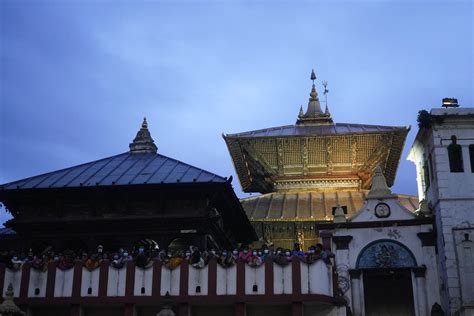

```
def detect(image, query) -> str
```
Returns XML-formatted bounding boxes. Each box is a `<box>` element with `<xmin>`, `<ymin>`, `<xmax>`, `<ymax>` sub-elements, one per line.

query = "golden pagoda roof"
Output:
<box><xmin>223</xmin><ymin>70</ymin><xmax>409</xmax><ymax>194</ymax></box>
<box><xmin>224</xmin><ymin>123</ymin><xmax>409</xmax><ymax>193</ymax></box>
<box><xmin>241</xmin><ymin>190</ymin><xmax>419</xmax><ymax>221</ymax></box>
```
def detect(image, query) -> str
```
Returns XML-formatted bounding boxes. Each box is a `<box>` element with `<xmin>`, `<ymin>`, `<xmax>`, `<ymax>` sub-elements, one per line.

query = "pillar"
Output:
<box><xmin>70</xmin><ymin>305</ymin><xmax>83</xmax><ymax>316</ymax></box>
<box><xmin>235</xmin><ymin>302</ymin><xmax>246</xmax><ymax>316</ymax></box>
<box><xmin>124</xmin><ymin>304</ymin><xmax>136</xmax><ymax>316</ymax></box>
<box><xmin>413</xmin><ymin>266</ymin><xmax>428</xmax><ymax>316</ymax></box>
<box><xmin>349</xmin><ymin>269</ymin><xmax>362</xmax><ymax>316</ymax></box>
<box><xmin>292</xmin><ymin>302</ymin><xmax>303</xmax><ymax>316</ymax></box>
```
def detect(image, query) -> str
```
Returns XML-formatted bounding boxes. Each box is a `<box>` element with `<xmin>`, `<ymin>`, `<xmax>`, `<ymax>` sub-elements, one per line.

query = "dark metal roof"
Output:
<box><xmin>1</xmin><ymin>152</ymin><xmax>227</xmax><ymax>190</ymax></box>
<box><xmin>0</xmin><ymin>227</ymin><xmax>16</xmax><ymax>235</ymax></box>
<box><xmin>226</xmin><ymin>123</ymin><xmax>407</xmax><ymax>138</ymax></box>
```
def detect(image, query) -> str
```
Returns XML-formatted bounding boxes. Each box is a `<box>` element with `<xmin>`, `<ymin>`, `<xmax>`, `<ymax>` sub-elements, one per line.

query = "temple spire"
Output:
<box><xmin>129</xmin><ymin>117</ymin><xmax>158</xmax><ymax>153</ymax></box>
<box><xmin>0</xmin><ymin>283</ymin><xmax>25</xmax><ymax>315</ymax></box>
<box><xmin>298</xmin><ymin>105</ymin><xmax>304</xmax><ymax>118</ymax></box>
<box><xmin>305</xmin><ymin>69</ymin><xmax>323</xmax><ymax>116</ymax></box>
<box><xmin>367</xmin><ymin>165</ymin><xmax>395</xmax><ymax>199</ymax></box>
<box><xmin>296</xmin><ymin>69</ymin><xmax>333</xmax><ymax>125</ymax></box>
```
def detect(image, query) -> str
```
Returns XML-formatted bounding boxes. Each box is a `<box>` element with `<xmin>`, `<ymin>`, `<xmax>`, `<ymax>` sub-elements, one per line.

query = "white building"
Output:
<box><xmin>408</xmin><ymin>103</ymin><xmax>474</xmax><ymax>315</ymax></box>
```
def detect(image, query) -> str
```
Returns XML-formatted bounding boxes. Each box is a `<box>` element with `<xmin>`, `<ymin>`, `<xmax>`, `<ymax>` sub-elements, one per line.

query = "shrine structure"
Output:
<box><xmin>224</xmin><ymin>70</ymin><xmax>418</xmax><ymax>249</ymax></box>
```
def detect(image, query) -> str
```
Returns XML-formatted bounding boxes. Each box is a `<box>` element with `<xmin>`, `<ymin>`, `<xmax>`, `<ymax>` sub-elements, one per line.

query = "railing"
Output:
<box><xmin>0</xmin><ymin>259</ymin><xmax>336</xmax><ymax>305</ymax></box>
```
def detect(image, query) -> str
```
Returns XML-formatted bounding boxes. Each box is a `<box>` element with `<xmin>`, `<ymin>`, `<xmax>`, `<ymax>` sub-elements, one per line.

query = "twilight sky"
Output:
<box><xmin>0</xmin><ymin>0</ymin><xmax>473</xmax><ymax>226</ymax></box>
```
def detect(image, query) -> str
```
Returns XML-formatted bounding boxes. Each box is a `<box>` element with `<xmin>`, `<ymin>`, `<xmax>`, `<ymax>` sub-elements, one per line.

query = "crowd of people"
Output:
<box><xmin>0</xmin><ymin>243</ymin><xmax>334</xmax><ymax>272</ymax></box>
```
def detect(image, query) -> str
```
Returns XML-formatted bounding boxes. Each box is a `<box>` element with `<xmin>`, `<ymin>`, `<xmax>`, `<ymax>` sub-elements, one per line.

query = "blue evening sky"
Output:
<box><xmin>0</xmin><ymin>0</ymin><xmax>473</xmax><ymax>226</ymax></box>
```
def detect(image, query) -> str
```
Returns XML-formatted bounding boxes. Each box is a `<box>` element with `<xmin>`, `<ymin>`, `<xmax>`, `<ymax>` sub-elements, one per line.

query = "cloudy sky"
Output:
<box><xmin>0</xmin><ymin>0</ymin><xmax>473</xmax><ymax>226</ymax></box>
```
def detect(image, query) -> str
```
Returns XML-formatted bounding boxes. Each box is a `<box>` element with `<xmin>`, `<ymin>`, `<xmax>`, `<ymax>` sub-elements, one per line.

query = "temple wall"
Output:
<box><xmin>0</xmin><ymin>258</ymin><xmax>333</xmax><ymax>304</ymax></box>
<box><xmin>54</xmin><ymin>268</ymin><xmax>74</xmax><ymax>297</ymax></box>
<box><xmin>80</xmin><ymin>267</ymin><xmax>100</xmax><ymax>297</ymax></box>
<box><xmin>409</xmin><ymin>115</ymin><xmax>474</xmax><ymax>315</ymax></box>
<box><xmin>244</xmin><ymin>264</ymin><xmax>265</xmax><ymax>295</ymax></box>
<box><xmin>107</xmin><ymin>265</ymin><xmax>127</xmax><ymax>296</ymax></box>
<box><xmin>273</xmin><ymin>263</ymin><xmax>292</xmax><ymax>294</ymax></box>
<box><xmin>3</xmin><ymin>268</ymin><xmax>21</xmax><ymax>297</ymax></box>
<box><xmin>160</xmin><ymin>264</ymin><xmax>180</xmax><ymax>296</ymax></box>
<box><xmin>334</xmin><ymin>224</ymin><xmax>440</xmax><ymax>316</ymax></box>
<box><xmin>27</xmin><ymin>268</ymin><xmax>47</xmax><ymax>298</ymax></box>
<box><xmin>216</xmin><ymin>264</ymin><xmax>236</xmax><ymax>295</ymax></box>
<box><xmin>134</xmin><ymin>266</ymin><xmax>153</xmax><ymax>296</ymax></box>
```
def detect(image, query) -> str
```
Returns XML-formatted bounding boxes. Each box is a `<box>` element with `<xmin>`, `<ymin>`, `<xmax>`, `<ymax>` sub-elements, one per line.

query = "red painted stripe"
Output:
<box><xmin>19</xmin><ymin>263</ymin><xmax>31</xmax><ymax>300</ymax></box>
<box><xmin>98</xmin><ymin>261</ymin><xmax>109</xmax><ymax>297</ymax></box>
<box><xmin>125</xmin><ymin>262</ymin><xmax>135</xmax><ymax>298</ymax></box>
<box><xmin>152</xmin><ymin>261</ymin><xmax>161</xmax><ymax>297</ymax></box>
<box><xmin>124</xmin><ymin>303</ymin><xmax>134</xmax><ymax>316</ymax></box>
<box><xmin>320</xmin><ymin>231</ymin><xmax>333</xmax><ymax>250</ymax></box>
<box><xmin>235</xmin><ymin>302</ymin><xmax>246</xmax><ymax>316</ymax></box>
<box><xmin>208</xmin><ymin>258</ymin><xmax>217</xmax><ymax>297</ymax></box>
<box><xmin>264</xmin><ymin>259</ymin><xmax>273</xmax><ymax>296</ymax></box>
<box><xmin>72</xmin><ymin>262</ymin><xmax>82</xmax><ymax>298</ymax></box>
<box><xmin>46</xmin><ymin>262</ymin><xmax>56</xmax><ymax>299</ymax></box>
<box><xmin>291</xmin><ymin>259</ymin><xmax>301</xmax><ymax>296</ymax></box>
<box><xmin>179</xmin><ymin>260</ymin><xmax>189</xmax><ymax>298</ymax></box>
<box><xmin>236</xmin><ymin>260</ymin><xmax>245</xmax><ymax>300</ymax></box>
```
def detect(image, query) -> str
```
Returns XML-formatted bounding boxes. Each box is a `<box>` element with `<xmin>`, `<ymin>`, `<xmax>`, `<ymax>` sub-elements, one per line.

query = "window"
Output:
<box><xmin>428</xmin><ymin>154</ymin><xmax>435</xmax><ymax>180</ymax></box>
<box><xmin>423</xmin><ymin>160</ymin><xmax>430</xmax><ymax>191</ymax></box>
<box><xmin>470</xmin><ymin>145</ymin><xmax>474</xmax><ymax>173</ymax></box>
<box><xmin>447</xmin><ymin>135</ymin><xmax>464</xmax><ymax>172</ymax></box>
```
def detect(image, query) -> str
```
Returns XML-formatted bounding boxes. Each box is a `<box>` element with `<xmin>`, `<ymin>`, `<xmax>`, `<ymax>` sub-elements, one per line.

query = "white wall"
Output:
<box><xmin>3</xmin><ymin>269</ymin><xmax>22</xmax><ymax>297</ymax></box>
<box><xmin>300</xmin><ymin>261</ymin><xmax>331</xmax><ymax>296</ymax></box>
<box><xmin>54</xmin><ymin>268</ymin><xmax>74</xmax><ymax>297</ymax></box>
<box><xmin>245</xmin><ymin>264</ymin><xmax>265</xmax><ymax>295</ymax></box>
<box><xmin>408</xmin><ymin>111</ymin><xmax>474</xmax><ymax>314</ymax></box>
<box><xmin>27</xmin><ymin>269</ymin><xmax>47</xmax><ymax>298</ymax></box>
<box><xmin>134</xmin><ymin>266</ymin><xmax>153</xmax><ymax>296</ymax></box>
<box><xmin>160</xmin><ymin>266</ymin><xmax>180</xmax><ymax>296</ymax></box>
<box><xmin>81</xmin><ymin>268</ymin><xmax>100</xmax><ymax>297</ymax></box>
<box><xmin>216</xmin><ymin>265</ymin><xmax>236</xmax><ymax>295</ymax></box>
<box><xmin>188</xmin><ymin>265</ymin><xmax>208</xmax><ymax>296</ymax></box>
<box><xmin>273</xmin><ymin>263</ymin><xmax>292</xmax><ymax>295</ymax></box>
<box><xmin>107</xmin><ymin>266</ymin><xmax>126</xmax><ymax>297</ymax></box>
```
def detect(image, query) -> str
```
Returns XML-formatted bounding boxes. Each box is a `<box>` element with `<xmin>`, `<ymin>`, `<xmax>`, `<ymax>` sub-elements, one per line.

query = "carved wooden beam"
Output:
<box><xmin>302</xmin><ymin>138</ymin><xmax>309</xmax><ymax>175</ymax></box>
<box><xmin>277</xmin><ymin>138</ymin><xmax>284</xmax><ymax>175</ymax></box>
<box><xmin>359</xmin><ymin>134</ymin><xmax>392</xmax><ymax>188</ymax></box>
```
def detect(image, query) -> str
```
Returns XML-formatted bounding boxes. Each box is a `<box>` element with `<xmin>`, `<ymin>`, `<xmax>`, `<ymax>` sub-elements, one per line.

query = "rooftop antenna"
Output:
<box><xmin>322</xmin><ymin>80</ymin><xmax>329</xmax><ymax>114</ymax></box>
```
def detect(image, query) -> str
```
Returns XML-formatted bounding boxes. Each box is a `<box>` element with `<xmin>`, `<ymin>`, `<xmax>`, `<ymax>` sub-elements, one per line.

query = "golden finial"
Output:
<box><xmin>298</xmin><ymin>105</ymin><xmax>304</xmax><ymax>117</ymax></box>
<box><xmin>142</xmin><ymin>117</ymin><xmax>148</xmax><ymax>129</ymax></box>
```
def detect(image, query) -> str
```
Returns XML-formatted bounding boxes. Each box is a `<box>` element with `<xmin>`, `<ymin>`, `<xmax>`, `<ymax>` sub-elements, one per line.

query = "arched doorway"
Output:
<box><xmin>356</xmin><ymin>240</ymin><xmax>417</xmax><ymax>316</ymax></box>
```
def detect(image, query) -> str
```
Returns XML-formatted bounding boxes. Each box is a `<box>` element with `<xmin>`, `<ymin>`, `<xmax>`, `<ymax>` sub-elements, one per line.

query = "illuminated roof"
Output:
<box><xmin>241</xmin><ymin>191</ymin><xmax>419</xmax><ymax>221</ymax></box>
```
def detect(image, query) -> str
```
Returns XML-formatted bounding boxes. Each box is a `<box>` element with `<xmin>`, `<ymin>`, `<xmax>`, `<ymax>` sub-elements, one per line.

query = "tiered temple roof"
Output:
<box><xmin>224</xmin><ymin>71</ymin><xmax>410</xmax><ymax>194</ymax></box>
<box><xmin>0</xmin><ymin>118</ymin><xmax>257</xmax><ymax>250</ymax></box>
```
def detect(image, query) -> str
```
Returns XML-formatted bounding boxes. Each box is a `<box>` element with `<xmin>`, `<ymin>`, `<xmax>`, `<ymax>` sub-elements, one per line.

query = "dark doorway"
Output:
<box><xmin>363</xmin><ymin>269</ymin><xmax>415</xmax><ymax>316</ymax></box>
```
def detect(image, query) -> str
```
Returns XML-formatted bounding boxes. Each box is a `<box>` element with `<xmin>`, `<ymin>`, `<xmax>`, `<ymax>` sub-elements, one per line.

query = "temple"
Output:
<box><xmin>0</xmin><ymin>118</ymin><xmax>256</xmax><ymax>253</ymax></box>
<box><xmin>1</xmin><ymin>71</ymin><xmax>473</xmax><ymax>316</ymax></box>
<box><xmin>224</xmin><ymin>70</ymin><xmax>417</xmax><ymax>249</ymax></box>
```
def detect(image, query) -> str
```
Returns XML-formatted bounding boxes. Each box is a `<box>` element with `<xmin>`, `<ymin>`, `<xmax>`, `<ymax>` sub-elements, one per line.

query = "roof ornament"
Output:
<box><xmin>322</xmin><ymin>80</ymin><xmax>331</xmax><ymax>115</ymax></box>
<box><xmin>298</xmin><ymin>105</ymin><xmax>304</xmax><ymax>118</ymax></box>
<box><xmin>129</xmin><ymin>117</ymin><xmax>158</xmax><ymax>154</ymax></box>
<box><xmin>0</xmin><ymin>283</ymin><xmax>26</xmax><ymax>315</ymax></box>
<box><xmin>367</xmin><ymin>165</ymin><xmax>396</xmax><ymax>199</ymax></box>
<box><xmin>296</xmin><ymin>69</ymin><xmax>333</xmax><ymax>125</ymax></box>
<box><xmin>333</xmin><ymin>204</ymin><xmax>347</xmax><ymax>223</ymax></box>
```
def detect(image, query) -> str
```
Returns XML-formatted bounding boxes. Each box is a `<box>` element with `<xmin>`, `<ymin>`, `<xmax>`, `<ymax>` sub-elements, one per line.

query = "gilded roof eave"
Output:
<box><xmin>224</xmin><ymin>124</ymin><xmax>409</xmax><ymax>193</ymax></box>
<box><xmin>240</xmin><ymin>191</ymin><xmax>419</xmax><ymax>222</ymax></box>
